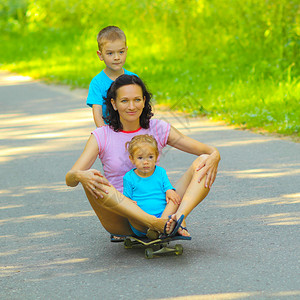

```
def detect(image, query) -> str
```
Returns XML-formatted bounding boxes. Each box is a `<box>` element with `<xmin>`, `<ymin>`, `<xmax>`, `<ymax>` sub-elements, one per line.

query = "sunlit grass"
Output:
<box><xmin>0</xmin><ymin>0</ymin><xmax>299</xmax><ymax>137</ymax></box>
<box><xmin>2</xmin><ymin>41</ymin><xmax>298</xmax><ymax>137</ymax></box>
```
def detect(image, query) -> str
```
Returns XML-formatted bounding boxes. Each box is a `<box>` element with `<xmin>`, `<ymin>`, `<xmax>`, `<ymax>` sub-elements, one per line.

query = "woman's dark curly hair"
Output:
<box><xmin>103</xmin><ymin>75</ymin><xmax>153</xmax><ymax>132</ymax></box>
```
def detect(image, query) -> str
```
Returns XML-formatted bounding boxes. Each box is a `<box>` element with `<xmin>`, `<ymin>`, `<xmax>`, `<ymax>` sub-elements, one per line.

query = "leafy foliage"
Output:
<box><xmin>0</xmin><ymin>0</ymin><xmax>299</xmax><ymax>135</ymax></box>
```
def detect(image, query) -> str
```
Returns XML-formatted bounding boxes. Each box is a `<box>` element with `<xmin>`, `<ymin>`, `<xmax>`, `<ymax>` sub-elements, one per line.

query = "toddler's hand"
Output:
<box><xmin>166</xmin><ymin>189</ymin><xmax>181</xmax><ymax>205</ymax></box>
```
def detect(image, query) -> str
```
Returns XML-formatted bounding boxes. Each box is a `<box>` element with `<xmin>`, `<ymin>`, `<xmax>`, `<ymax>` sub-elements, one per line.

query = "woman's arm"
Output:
<box><xmin>167</xmin><ymin>125</ymin><xmax>217</xmax><ymax>156</ymax></box>
<box><xmin>66</xmin><ymin>134</ymin><xmax>110</xmax><ymax>198</ymax></box>
<box><xmin>167</xmin><ymin>125</ymin><xmax>220</xmax><ymax>188</ymax></box>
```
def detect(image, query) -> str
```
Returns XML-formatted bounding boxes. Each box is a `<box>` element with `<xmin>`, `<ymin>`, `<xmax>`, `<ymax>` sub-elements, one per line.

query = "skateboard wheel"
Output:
<box><xmin>145</xmin><ymin>248</ymin><xmax>154</xmax><ymax>259</ymax></box>
<box><xmin>175</xmin><ymin>244</ymin><xmax>183</xmax><ymax>255</ymax></box>
<box><xmin>124</xmin><ymin>238</ymin><xmax>133</xmax><ymax>249</ymax></box>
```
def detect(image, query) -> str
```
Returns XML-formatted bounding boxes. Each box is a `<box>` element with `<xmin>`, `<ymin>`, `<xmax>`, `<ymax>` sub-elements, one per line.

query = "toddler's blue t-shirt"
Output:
<box><xmin>123</xmin><ymin>166</ymin><xmax>174</xmax><ymax>216</ymax></box>
<box><xmin>86</xmin><ymin>69</ymin><xmax>137</xmax><ymax>119</ymax></box>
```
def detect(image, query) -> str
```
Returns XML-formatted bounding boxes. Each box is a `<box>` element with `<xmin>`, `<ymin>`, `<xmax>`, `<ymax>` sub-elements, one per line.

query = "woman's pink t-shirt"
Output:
<box><xmin>92</xmin><ymin>119</ymin><xmax>171</xmax><ymax>193</ymax></box>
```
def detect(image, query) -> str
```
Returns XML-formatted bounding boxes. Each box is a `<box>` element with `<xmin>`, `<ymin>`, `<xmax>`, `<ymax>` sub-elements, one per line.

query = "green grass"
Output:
<box><xmin>0</xmin><ymin>0</ymin><xmax>299</xmax><ymax>137</ymax></box>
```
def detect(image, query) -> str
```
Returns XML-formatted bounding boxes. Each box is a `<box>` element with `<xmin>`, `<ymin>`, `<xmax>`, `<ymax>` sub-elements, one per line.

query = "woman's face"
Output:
<box><xmin>111</xmin><ymin>84</ymin><xmax>145</xmax><ymax>125</ymax></box>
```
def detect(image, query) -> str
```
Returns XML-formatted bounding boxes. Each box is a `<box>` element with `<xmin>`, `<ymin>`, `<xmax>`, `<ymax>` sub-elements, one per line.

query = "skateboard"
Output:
<box><xmin>123</xmin><ymin>235</ymin><xmax>191</xmax><ymax>259</ymax></box>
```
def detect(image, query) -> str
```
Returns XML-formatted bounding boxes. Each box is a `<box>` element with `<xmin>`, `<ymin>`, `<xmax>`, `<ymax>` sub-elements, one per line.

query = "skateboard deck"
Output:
<box><xmin>123</xmin><ymin>235</ymin><xmax>191</xmax><ymax>259</ymax></box>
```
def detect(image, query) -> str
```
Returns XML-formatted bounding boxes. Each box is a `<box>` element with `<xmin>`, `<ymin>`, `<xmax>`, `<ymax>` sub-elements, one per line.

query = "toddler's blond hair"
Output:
<box><xmin>126</xmin><ymin>135</ymin><xmax>159</xmax><ymax>158</ymax></box>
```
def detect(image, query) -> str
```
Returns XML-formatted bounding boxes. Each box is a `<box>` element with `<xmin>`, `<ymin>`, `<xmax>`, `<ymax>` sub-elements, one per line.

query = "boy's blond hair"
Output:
<box><xmin>126</xmin><ymin>135</ymin><xmax>159</xmax><ymax>158</ymax></box>
<box><xmin>97</xmin><ymin>26</ymin><xmax>126</xmax><ymax>51</ymax></box>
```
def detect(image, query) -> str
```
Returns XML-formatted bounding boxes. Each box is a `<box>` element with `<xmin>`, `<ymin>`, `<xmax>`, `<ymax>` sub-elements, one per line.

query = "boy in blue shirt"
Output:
<box><xmin>123</xmin><ymin>135</ymin><xmax>183</xmax><ymax>238</ymax></box>
<box><xmin>87</xmin><ymin>26</ymin><xmax>137</xmax><ymax>127</ymax></box>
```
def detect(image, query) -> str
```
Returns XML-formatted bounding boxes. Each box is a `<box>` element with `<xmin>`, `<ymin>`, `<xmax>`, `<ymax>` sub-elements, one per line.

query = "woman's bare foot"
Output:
<box><xmin>110</xmin><ymin>235</ymin><xmax>125</xmax><ymax>242</ymax></box>
<box><xmin>151</xmin><ymin>214</ymin><xmax>184</xmax><ymax>236</ymax></box>
<box><xmin>151</xmin><ymin>217</ymin><xmax>168</xmax><ymax>233</ymax></box>
<box><xmin>178</xmin><ymin>226</ymin><xmax>190</xmax><ymax>237</ymax></box>
<box><xmin>164</xmin><ymin>214</ymin><xmax>177</xmax><ymax>235</ymax></box>
<box><xmin>177</xmin><ymin>220</ymin><xmax>191</xmax><ymax>237</ymax></box>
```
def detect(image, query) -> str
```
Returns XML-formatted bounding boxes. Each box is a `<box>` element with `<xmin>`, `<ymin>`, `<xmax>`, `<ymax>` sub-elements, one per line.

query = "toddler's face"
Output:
<box><xmin>98</xmin><ymin>39</ymin><xmax>127</xmax><ymax>72</ymax></box>
<box><xmin>130</xmin><ymin>144</ymin><xmax>157</xmax><ymax>177</ymax></box>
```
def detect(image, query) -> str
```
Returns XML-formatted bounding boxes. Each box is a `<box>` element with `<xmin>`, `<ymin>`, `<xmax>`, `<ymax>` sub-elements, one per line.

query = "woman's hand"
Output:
<box><xmin>65</xmin><ymin>135</ymin><xmax>111</xmax><ymax>198</ymax></box>
<box><xmin>76</xmin><ymin>169</ymin><xmax>111</xmax><ymax>199</ymax></box>
<box><xmin>166</xmin><ymin>189</ymin><xmax>181</xmax><ymax>205</ymax></box>
<box><xmin>196</xmin><ymin>151</ymin><xmax>220</xmax><ymax>189</ymax></box>
<box><xmin>167</xmin><ymin>126</ymin><xmax>220</xmax><ymax>189</ymax></box>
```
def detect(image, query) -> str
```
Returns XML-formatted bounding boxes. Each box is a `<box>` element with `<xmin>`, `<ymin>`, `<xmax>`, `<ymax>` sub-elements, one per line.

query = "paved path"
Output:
<box><xmin>1</xmin><ymin>70</ymin><xmax>299</xmax><ymax>299</ymax></box>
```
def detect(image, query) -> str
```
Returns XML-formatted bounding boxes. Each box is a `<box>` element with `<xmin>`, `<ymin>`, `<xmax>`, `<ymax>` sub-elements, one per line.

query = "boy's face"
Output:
<box><xmin>129</xmin><ymin>144</ymin><xmax>157</xmax><ymax>178</ymax></box>
<box><xmin>97</xmin><ymin>39</ymin><xmax>127</xmax><ymax>73</ymax></box>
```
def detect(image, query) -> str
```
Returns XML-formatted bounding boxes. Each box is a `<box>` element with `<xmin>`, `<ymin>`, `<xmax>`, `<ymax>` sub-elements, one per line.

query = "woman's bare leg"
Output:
<box><xmin>165</xmin><ymin>155</ymin><xmax>211</xmax><ymax>235</ymax></box>
<box><xmin>84</xmin><ymin>185</ymin><xmax>168</xmax><ymax>235</ymax></box>
<box><xmin>85</xmin><ymin>154</ymin><xmax>211</xmax><ymax>237</ymax></box>
<box><xmin>160</xmin><ymin>201</ymin><xmax>179</xmax><ymax>219</ymax></box>
<box><xmin>143</xmin><ymin>201</ymin><xmax>179</xmax><ymax>239</ymax></box>
<box><xmin>86</xmin><ymin>190</ymin><xmax>133</xmax><ymax>235</ymax></box>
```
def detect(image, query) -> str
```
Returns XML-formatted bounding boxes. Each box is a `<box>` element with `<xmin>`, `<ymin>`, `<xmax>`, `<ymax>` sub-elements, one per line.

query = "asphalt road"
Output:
<box><xmin>1</xmin><ymin>70</ymin><xmax>299</xmax><ymax>300</ymax></box>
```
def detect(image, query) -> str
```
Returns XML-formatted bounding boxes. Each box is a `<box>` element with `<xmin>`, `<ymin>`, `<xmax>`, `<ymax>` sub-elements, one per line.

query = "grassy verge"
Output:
<box><xmin>0</xmin><ymin>0</ymin><xmax>299</xmax><ymax>137</ymax></box>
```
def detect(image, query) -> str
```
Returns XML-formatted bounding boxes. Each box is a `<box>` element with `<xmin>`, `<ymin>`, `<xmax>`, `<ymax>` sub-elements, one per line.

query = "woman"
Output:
<box><xmin>66</xmin><ymin>75</ymin><xmax>220</xmax><ymax>238</ymax></box>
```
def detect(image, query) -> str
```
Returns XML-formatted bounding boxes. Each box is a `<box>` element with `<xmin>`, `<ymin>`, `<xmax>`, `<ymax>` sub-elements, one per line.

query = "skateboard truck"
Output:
<box><xmin>123</xmin><ymin>235</ymin><xmax>190</xmax><ymax>259</ymax></box>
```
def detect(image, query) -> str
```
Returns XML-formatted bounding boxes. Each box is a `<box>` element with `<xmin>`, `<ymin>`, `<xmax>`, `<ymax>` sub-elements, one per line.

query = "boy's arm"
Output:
<box><xmin>92</xmin><ymin>104</ymin><xmax>105</xmax><ymax>127</ymax></box>
<box><xmin>86</xmin><ymin>77</ymin><xmax>105</xmax><ymax>127</ymax></box>
<box><xmin>160</xmin><ymin>167</ymin><xmax>181</xmax><ymax>205</ymax></box>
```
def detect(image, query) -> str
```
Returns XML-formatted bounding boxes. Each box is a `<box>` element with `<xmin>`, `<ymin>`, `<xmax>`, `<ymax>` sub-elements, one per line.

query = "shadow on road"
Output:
<box><xmin>1</xmin><ymin>71</ymin><xmax>299</xmax><ymax>299</ymax></box>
